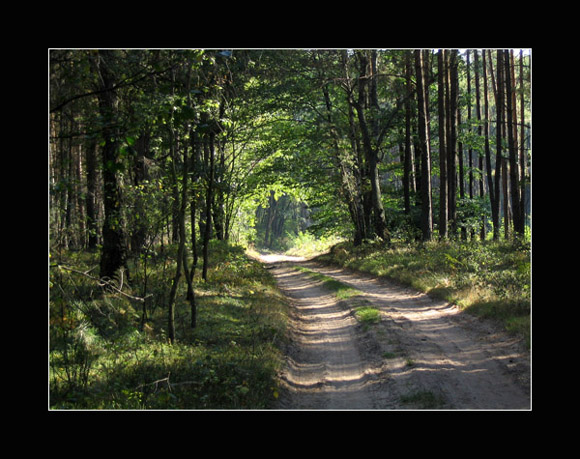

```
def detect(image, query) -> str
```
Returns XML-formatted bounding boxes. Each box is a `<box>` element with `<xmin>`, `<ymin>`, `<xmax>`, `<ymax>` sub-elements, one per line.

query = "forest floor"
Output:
<box><xmin>258</xmin><ymin>254</ymin><xmax>530</xmax><ymax>410</ymax></box>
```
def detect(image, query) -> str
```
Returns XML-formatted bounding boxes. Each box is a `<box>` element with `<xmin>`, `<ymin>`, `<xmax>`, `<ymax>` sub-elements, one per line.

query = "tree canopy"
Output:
<box><xmin>49</xmin><ymin>48</ymin><xmax>531</xmax><ymax>321</ymax></box>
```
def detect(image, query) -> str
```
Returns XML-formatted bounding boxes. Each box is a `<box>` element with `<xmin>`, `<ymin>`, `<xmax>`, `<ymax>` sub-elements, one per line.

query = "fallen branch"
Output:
<box><xmin>56</xmin><ymin>264</ymin><xmax>152</xmax><ymax>303</ymax></box>
<box><xmin>134</xmin><ymin>372</ymin><xmax>203</xmax><ymax>394</ymax></box>
<box><xmin>136</xmin><ymin>374</ymin><xmax>172</xmax><ymax>393</ymax></box>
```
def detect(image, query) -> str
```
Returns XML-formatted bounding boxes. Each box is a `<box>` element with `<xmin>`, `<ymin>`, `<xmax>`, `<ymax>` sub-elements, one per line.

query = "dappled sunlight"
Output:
<box><xmin>273</xmin><ymin>262</ymin><xmax>379</xmax><ymax>408</ymax></box>
<box><xmin>273</xmin><ymin>260</ymin><xmax>530</xmax><ymax>409</ymax></box>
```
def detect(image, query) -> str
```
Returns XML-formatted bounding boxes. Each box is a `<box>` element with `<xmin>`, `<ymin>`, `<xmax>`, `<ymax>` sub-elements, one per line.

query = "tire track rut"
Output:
<box><xmin>262</xmin><ymin>255</ymin><xmax>530</xmax><ymax>410</ymax></box>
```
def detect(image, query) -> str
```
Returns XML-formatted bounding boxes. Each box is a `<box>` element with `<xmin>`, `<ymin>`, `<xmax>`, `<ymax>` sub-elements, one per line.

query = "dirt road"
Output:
<box><xmin>260</xmin><ymin>254</ymin><xmax>530</xmax><ymax>410</ymax></box>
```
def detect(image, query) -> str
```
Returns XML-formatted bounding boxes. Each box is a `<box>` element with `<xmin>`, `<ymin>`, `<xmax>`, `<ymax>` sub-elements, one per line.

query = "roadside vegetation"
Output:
<box><xmin>316</xmin><ymin>238</ymin><xmax>530</xmax><ymax>347</ymax></box>
<box><xmin>49</xmin><ymin>242</ymin><xmax>288</xmax><ymax>409</ymax></box>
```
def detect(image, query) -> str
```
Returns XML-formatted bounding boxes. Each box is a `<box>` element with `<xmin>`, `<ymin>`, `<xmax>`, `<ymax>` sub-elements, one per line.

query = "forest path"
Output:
<box><xmin>258</xmin><ymin>254</ymin><xmax>530</xmax><ymax>410</ymax></box>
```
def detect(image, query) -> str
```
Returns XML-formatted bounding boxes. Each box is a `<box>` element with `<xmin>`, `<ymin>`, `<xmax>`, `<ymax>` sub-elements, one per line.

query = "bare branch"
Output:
<box><xmin>56</xmin><ymin>264</ymin><xmax>152</xmax><ymax>303</ymax></box>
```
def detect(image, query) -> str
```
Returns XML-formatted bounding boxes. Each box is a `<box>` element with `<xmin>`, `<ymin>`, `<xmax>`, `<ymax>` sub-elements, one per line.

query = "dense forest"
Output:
<box><xmin>49</xmin><ymin>49</ymin><xmax>531</xmax><ymax>408</ymax></box>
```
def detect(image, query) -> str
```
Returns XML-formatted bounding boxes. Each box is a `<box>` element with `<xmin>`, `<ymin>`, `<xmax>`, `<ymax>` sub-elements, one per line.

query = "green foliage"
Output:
<box><xmin>353</xmin><ymin>306</ymin><xmax>381</xmax><ymax>324</ymax></box>
<box><xmin>456</xmin><ymin>196</ymin><xmax>491</xmax><ymax>234</ymax></box>
<box><xmin>50</xmin><ymin>49</ymin><xmax>531</xmax><ymax>258</ymax></box>
<box><xmin>50</xmin><ymin>244</ymin><xmax>288</xmax><ymax>409</ymax></box>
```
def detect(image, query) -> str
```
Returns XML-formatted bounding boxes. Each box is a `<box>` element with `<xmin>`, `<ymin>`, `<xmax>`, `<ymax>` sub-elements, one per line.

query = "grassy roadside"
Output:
<box><xmin>316</xmin><ymin>239</ymin><xmax>531</xmax><ymax>348</ymax></box>
<box><xmin>49</xmin><ymin>242</ymin><xmax>289</xmax><ymax>409</ymax></box>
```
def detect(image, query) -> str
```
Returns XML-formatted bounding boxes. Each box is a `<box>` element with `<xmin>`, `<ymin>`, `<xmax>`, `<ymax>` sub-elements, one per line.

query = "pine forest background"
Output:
<box><xmin>49</xmin><ymin>49</ymin><xmax>531</xmax><ymax>408</ymax></box>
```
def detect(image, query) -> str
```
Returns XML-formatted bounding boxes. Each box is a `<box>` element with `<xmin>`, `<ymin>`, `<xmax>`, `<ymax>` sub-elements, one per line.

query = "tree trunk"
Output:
<box><xmin>130</xmin><ymin>129</ymin><xmax>151</xmax><ymax>255</ymax></box>
<box><xmin>403</xmin><ymin>51</ymin><xmax>413</xmax><ymax>215</ymax></box>
<box><xmin>345</xmin><ymin>90</ymin><xmax>368</xmax><ymax>244</ymax></box>
<box><xmin>483</xmin><ymin>51</ymin><xmax>499</xmax><ymax>240</ymax></box>
<box><xmin>505</xmin><ymin>50</ymin><xmax>523</xmax><ymax>236</ymax></box>
<box><xmin>466</xmin><ymin>51</ymin><xmax>474</xmax><ymax>240</ymax></box>
<box><xmin>351</xmin><ymin>51</ymin><xmax>390</xmax><ymax>244</ymax></box>
<box><xmin>95</xmin><ymin>50</ymin><xmax>128</xmax><ymax>280</ymax></box>
<box><xmin>467</xmin><ymin>51</ymin><xmax>473</xmax><ymax>201</ymax></box>
<box><xmin>437</xmin><ymin>49</ymin><xmax>448</xmax><ymax>239</ymax></box>
<box><xmin>354</xmin><ymin>100</ymin><xmax>390</xmax><ymax>243</ymax></box>
<box><xmin>447</xmin><ymin>50</ymin><xmax>458</xmax><ymax>237</ymax></box>
<box><xmin>493</xmin><ymin>50</ymin><xmax>504</xmax><ymax>240</ymax></box>
<box><xmin>181</xmin><ymin>135</ymin><xmax>196</xmax><ymax>329</ymax></box>
<box><xmin>458</xmin><ymin>107</ymin><xmax>466</xmax><ymax>240</ymax></box>
<box><xmin>189</xmin><ymin>125</ymin><xmax>202</xmax><ymax>273</ymax></box>
<box><xmin>322</xmin><ymin>81</ymin><xmax>366</xmax><ymax>245</ymax></box>
<box><xmin>202</xmin><ymin>132</ymin><xmax>215</xmax><ymax>282</ymax></box>
<box><xmin>474</xmin><ymin>50</ymin><xmax>487</xmax><ymax>240</ymax></box>
<box><xmin>519</xmin><ymin>50</ymin><xmax>527</xmax><ymax>232</ymax></box>
<box><xmin>415</xmin><ymin>50</ymin><xmax>433</xmax><ymax>241</ymax></box>
<box><xmin>212</xmin><ymin>139</ymin><xmax>226</xmax><ymax>241</ymax></box>
<box><xmin>85</xmin><ymin>136</ymin><xmax>98</xmax><ymax>249</ymax></box>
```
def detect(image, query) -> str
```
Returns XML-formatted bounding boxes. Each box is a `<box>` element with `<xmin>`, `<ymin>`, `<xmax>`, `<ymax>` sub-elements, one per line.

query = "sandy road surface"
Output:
<box><xmin>259</xmin><ymin>254</ymin><xmax>530</xmax><ymax>410</ymax></box>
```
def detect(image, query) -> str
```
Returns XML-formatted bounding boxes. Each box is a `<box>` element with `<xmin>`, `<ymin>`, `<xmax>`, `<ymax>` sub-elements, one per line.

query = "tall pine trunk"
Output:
<box><xmin>483</xmin><ymin>51</ymin><xmax>499</xmax><ymax>240</ymax></box>
<box><xmin>493</xmin><ymin>50</ymin><xmax>504</xmax><ymax>240</ymax></box>
<box><xmin>437</xmin><ymin>50</ymin><xmax>448</xmax><ymax>239</ymax></box>
<box><xmin>466</xmin><ymin>51</ymin><xmax>474</xmax><ymax>239</ymax></box>
<box><xmin>519</xmin><ymin>50</ymin><xmax>527</xmax><ymax>232</ymax></box>
<box><xmin>474</xmin><ymin>50</ymin><xmax>487</xmax><ymax>241</ymax></box>
<box><xmin>415</xmin><ymin>50</ymin><xmax>432</xmax><ymax>241</ymax></box>
<box><xmin>505</xmin><ymin>50</ymin><xmax>524</xmax><ymax>236</ymax></box>
<box><xmin>447</xmin><ymin>50</ymin><xmax>458</xmax><ymax>237</ymax></box>
<box><xmin>403</xmin><ymin>51</ymin><xmax>413</xmax><ymax>215</ymax></box>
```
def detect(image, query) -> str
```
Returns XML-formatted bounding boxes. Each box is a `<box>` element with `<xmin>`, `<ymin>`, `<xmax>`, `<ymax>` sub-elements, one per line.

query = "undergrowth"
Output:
<box><xmin>49</xmin><ymin>241</ymin><xmax>288</xmax><ymax>409</ymax></box>
<box><xmin>317</xmin><ymin>239</ymin><xmax>530</xmax><ymax>347</ymax></box>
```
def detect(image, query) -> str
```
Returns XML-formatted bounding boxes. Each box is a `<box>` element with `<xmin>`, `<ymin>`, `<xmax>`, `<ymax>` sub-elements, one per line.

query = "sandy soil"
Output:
<box><xmin>259</xmin><ymin>254</ymin><xmax>530</xmax><ymax>410</ymax></box>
